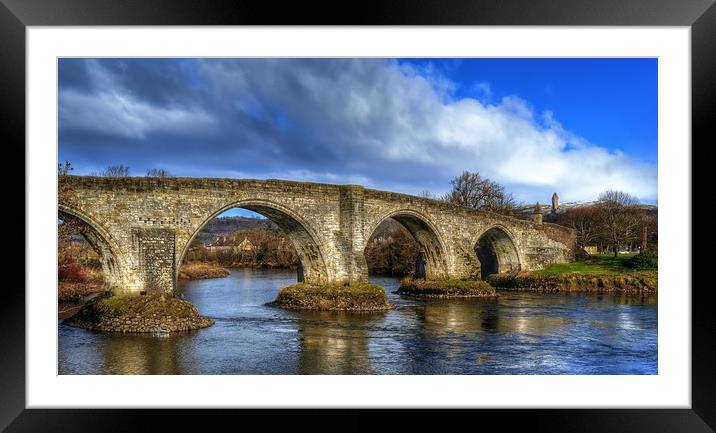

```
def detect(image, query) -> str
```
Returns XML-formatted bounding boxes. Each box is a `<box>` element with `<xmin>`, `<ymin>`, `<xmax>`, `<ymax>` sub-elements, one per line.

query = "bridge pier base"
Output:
<box><xmin>125</xmin><ymin>228</ymin><xmax>177</xmax><ymax>295</ymax></box>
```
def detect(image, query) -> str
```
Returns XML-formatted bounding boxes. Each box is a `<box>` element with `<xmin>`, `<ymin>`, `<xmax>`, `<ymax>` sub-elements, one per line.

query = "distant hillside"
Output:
<box><xmin>196</xmin><ymin>216</ymin><xmax>277</xmax><ymax>245</ymax></box>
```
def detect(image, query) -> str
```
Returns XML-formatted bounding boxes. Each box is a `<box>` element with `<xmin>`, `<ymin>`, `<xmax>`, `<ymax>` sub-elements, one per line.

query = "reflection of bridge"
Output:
<box><xmin>58</xmin><ymin>176</ymin><xmax>576</xmax><ymax>295</ymax></box>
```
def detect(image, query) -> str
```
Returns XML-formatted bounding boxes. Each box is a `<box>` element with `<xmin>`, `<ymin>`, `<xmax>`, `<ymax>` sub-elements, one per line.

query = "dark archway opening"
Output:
<box><xmin>364</xmin><ymin>213</ymin><xmax>448</xmax><ymax>279</ymax></box>
<box><xmin>476</xmin><ymin>236</ymin><xmax>499</xmax><ymax>280</ymax></box>
<box><xmin>364</xmin><ymin>218</ymin><xmax>421</xmax><ymax>278</ymax></box>
<box><xmin>474</xmin><ymin>227</ymin><xmax>521</xmax><ymax>281</ymax></box>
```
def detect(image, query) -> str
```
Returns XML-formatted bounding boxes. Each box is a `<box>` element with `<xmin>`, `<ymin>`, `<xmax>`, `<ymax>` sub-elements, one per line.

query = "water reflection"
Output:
<box><xmin>297</xmin><ymin>312</ymin><xmax>375</xmax><ymax>374</ymax></box>
<box><xmin>101</xmin><ymin>333</ymin><xmax>185</xmax><ymax>374</ymax></box>
<box><xmin>58</xmin><ymin>269</ymin><xmax>658</xmax><ymax>375</ymax></box>
<box><xmin>421</xmin><ymin>299</ymin><xmax>499</xmax><ymax>335</ymax></box>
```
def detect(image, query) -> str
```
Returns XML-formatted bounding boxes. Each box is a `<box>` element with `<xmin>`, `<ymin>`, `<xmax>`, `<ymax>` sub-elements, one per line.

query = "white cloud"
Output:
<box><xmin>59</xmin><ymin>89</ymin><xmax>216</xmax><ymax>139</ymax></box>
<box><xmin>60</xmin><ymin>59</ymin><xmax>657</xmax><ymax>203</ymax></box>
<box><xmin>59</xmin><ymin>60</ymin><xmax>216</xmax><ymax>139</ymax></box>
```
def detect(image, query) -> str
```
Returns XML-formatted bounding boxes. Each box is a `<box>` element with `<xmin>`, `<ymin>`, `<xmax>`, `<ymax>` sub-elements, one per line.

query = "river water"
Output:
<box><xmin>58</xmin><ymin>268</ymin><xmax>657</xmax><ymax>375</ymax></box>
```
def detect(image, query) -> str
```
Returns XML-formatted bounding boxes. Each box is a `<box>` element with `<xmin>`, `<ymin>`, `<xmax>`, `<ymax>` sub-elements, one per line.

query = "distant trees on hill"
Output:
<box><xmin>146</xmin><ymin>168</ymin><xmax>172</xmax><ymax>177</ymax></box>
<box><xmin>184</xmin><ymin>227</ymin><xmax>299</xmax><ymax>269</ymax></box>
<box><xmin>556</xmin><ymin>190</ymin><xmax>657</xmax><ymax>255</ymax></box>
<box><xmin>88</xmin><ymin>164</ymin><xmax>131</xmax><ymax>177</ymax></box>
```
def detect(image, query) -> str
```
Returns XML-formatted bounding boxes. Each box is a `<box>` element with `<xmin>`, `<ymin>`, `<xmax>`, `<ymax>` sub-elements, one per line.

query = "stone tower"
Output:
<box><xmin>551</xmin><ymin>192</ymin><xmax>559</xmax><ymax>214</ymax></box>
<box><xmin>533</xmin><ymin>202</ymin><xmax>543</xmax><ymax>225</ymax></box>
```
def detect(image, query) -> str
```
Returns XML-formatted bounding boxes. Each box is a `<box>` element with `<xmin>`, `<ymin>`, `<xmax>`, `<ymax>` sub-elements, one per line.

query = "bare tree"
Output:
<box><xmin>58</xmin><ymin>160</ymin><xmax>73</xmax><ymax>176</ymax></box>
<box><xmin>596</xmin><ymin>190</ymin><xmax>641</xmax><ymax>257</ymax></box>
<box><xmin>97</xmin><ymin>165</ymin><xmax>130</xmax><ymax>177</ymax></box>
<box><xmin>558</xmin><ymin>205</ymin><xmax>600</xmax><ymax>248</ymax></box>
<box><xmin>442</xmin><ymin>171</ymin><xmax>516</xmax><ymax>215</ymax></box>
<box><xmin>419</xmin><ymin>190</ymin><xmax>433</xmax><ymax>199</ymax></box>
<box><xmin>146</xmin><ymin>168</ymin><xmax>172</xmax><ymax>178</ymax></box>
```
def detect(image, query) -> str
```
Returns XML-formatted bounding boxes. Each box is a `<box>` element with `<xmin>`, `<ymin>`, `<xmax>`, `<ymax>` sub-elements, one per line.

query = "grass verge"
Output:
<box><xmin>270</xmin><ymin>282</ymin><xmax>391</xmax><ymax>311</ymax></box>
<box><xmin>398</xmin><ymin>277</ymin><xmax>497</xmax><ymax>298</ymax></box>
<box><xmin>529</xmin><ymin>253</ymin><xmax>644</xmax><ymax>276</ymax></box>
<box><xmin>487</xmin><ymin>253</ymin><xmax>658</xmax><ymax>294</ymax></box>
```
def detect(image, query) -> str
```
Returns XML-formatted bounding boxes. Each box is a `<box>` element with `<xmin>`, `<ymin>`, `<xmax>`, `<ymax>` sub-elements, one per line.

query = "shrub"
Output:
<box><xmin>627</xmin><ymin>251</ymin><xmax>658</xmax><ymax>269</ymax></box>
<box><xmin>59</xmin><ymin>261</ymin><xmax>86</xmax><ymax>283</ymax></box>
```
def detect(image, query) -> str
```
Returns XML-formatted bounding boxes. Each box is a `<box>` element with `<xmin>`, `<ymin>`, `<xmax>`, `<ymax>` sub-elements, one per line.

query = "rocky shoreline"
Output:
<box><xmin>64</xmin><ymin>293</ymin><xmax>214</xmax><ymax>333</ymax></box>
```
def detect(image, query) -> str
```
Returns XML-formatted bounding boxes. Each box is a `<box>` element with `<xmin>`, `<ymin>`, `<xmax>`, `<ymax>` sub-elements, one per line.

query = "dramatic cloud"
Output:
<box><xmin>58</xmin><ymin>58</ymin><xmax>657</xmax><ymax>203</ymax></box>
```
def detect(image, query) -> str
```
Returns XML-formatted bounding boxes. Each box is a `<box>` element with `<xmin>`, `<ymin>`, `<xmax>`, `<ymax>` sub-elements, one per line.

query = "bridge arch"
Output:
<box><xmin>365</xmin><ymin>209</ymin><xmax>449</xmax><ymax>279</ymax></box>
<box><xmin>473</xmin><ymin>225</ymin><xmax>521</xmax><ymax>280</ymax></box>
<box><xmin>58</xmin><ymin>204</ymin><xmax>126</xmax><ymax>293</ymax></box>
<box><xmin>178</xmin><ymin>199</ymin><xmax>330</xmax><ymax>284</ymax></box>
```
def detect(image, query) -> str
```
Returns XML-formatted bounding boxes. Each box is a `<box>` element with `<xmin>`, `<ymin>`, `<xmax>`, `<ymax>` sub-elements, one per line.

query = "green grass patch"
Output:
<box><xmin>531</xmin><ymin>253</ymin><xmax>645</xmax><ymax>276</ymax></box>
<box><xmin>398</xmin><ymin>277</ymin><xmax>497</xmax><ymax>298</ymax></box>
<box><xmin>271</xmin><ymin>282</ymin><xmax>391</xmax><ymax>311</ymax></box>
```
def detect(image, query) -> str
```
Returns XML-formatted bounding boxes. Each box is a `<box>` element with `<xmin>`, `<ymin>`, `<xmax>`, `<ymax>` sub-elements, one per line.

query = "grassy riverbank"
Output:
<box><xmin>398</xmin><ymin>277</ymin><xmax>497</xmax><ymax>298</ymax></box>
<box><xmin>271</xmin><ymin>282</ymin><xmax>392</xmax><ymax>311</ymax></box>
<box><xmin>489</xmin><ymin>253</ymin><xmax>658</xmax><ymax>294</ymax></box>
<box><xmin>179</xmin><ymin>261</ymin><xmax>230</xmax><ymax>280</ymax></box>
<box><xmin>65</xmin><ymin>293</ymin><xmax>214</xmax><ymax>333</ymax></box>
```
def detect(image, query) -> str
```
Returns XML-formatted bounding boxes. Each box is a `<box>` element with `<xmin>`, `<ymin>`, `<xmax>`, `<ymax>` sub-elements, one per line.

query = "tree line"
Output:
<box><xmin>184</xmin><ymin>228</ymin><xmax>300</xmax><ymax>269</ymax></box>
<box><xmin>59</xmin><ymin>162</ymin><xmax>172</xmax><ymax>178</ymax></box>
<box><xmin>556</xmin><ymin>190</ymin><xmax>657</xmax><ymax>256</ymax></box>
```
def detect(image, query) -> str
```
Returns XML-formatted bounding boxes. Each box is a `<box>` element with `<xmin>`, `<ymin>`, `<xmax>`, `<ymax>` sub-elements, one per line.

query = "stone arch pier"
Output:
<box><xmin>58</xmin><ymin>176</ymin><xmax>577</xmax><ymax>295</ymax></box>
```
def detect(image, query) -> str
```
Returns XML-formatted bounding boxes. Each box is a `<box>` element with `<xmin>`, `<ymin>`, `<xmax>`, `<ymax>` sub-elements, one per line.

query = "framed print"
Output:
<box><xmin>3</xmin><ymin>0</ymin><xmax>715</xmax><ymax>431</ymax></box>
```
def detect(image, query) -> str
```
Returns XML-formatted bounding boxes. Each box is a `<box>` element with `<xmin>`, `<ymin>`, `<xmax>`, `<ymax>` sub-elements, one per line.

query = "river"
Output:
<box><xmin>58</xmin><ymin>268</ymin><xmax>657</xmax><ymax>374</ymax></box>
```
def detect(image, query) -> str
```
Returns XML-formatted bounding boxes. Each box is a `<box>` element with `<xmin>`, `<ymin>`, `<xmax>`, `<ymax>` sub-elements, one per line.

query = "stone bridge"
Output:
<box><xmin>58</xmin><ymin>176</ymin><xmax>577</xmax><ymax>295</ymax></box>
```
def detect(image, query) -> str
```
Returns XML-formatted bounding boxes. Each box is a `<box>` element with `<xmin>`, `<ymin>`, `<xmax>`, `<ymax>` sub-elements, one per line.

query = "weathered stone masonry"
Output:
<box><xmin>58</xmin><ymin>176</ymin><xmax>577</xmax><ymax>295</ymax></box>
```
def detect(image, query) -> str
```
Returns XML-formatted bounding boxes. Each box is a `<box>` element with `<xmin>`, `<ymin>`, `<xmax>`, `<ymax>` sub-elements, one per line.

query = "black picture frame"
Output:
<box><xmin>2</xmin><ymin>0</ymin><xmax>714</xmax><ymax>431</ymax></box>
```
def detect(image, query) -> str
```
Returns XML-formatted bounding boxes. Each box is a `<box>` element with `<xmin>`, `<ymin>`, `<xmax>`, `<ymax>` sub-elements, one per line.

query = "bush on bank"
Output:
<box><xmin>64</xmin><ymin>293</ymin><xmax>214</xmax><ymax>333</ymax></box>
<box><xmin>627</xmin><ymin>251</ymin><xmax>658</xmax><ymax>270</ymax></box>
<box><xmin>270</xmin><ymin>283</ymin><xmax>392</xmax><ymax>311</ymax></box>
<box><xmin>398</xmin><ymin>277</ymin><xmax>497</xmax><ymax>298</ymax></box>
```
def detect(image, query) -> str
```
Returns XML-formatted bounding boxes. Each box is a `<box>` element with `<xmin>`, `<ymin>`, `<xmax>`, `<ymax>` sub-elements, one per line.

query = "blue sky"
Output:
<box><xmin>58</xmin><ymin>58</ymin><xmax>657</xmax><ymax>218</ymax></box>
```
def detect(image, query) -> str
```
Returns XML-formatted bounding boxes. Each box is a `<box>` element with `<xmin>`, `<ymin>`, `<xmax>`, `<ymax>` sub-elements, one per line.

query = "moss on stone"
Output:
<box><xmin>488</xmin><ymin>271</ymin><xmax>657</xmax><ymax>294</ymax></box>
<box><xmin>270</xmin><ymin>282</ymin><xmax>391</xmax><ymax>311</ymax></box>
<box><xmin>64</xmin><ymin>293</ymin><xmax>214</xmax><ymax>333</ymax></box>
<box><xmin>398</xmin><ymin>277</ymin><xmax>497</xmax><ymax>298</ymax></box>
